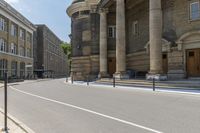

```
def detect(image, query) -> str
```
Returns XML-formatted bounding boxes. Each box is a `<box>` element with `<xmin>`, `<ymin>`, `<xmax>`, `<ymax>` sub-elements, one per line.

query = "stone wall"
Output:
<box><xmin>126</xmin><ymin>1</ymin><xmax>149</xmax><ymax>54</ymax></box>
<box><xmin>126</xmin><ymin>51</ymin><xmax>150</xmax><ymax>72</ymax></box>
<box><xmin>71</xmin><ymin>11</ymin><xmax>100</xmax><ymax>80</ymax></box>
<box><xmin>107</xmin><ymin>12</ymin><xmax>116</xmax><ymax>51</ymax></box>
<box><xmin>168</xmin><ymin>48</ymin><xmax>185</xmax><ymax>79</ymax></box>
<box><xmin>172</xmin><ymin>0</ymin><xmax>200</xmax><ymax>39</ymax></box>
<box><xmin>71</xmin><ymin>55</ymin><xmax>99</xmax><ymax>80</ymax></box>
<box><xmin>90</xmin><ymin>12</ymin><xmax>100</xmax><ymax>54</ymax></box>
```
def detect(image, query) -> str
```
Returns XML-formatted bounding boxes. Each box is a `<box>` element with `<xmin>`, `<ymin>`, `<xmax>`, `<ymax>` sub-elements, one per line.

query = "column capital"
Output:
<box><xmin>99</xmin><ymin>8</ymin><xmax>109</xmax><ymax>14</ymax></box>
<box><xmin>90</xmin><ymin>5</ymin><xmax>98</xmax><ymax>13</ymax></box>
<box><xmin>149</xmin><ymin>0</ymin><xmax>161</xmax><ymax>10</ymax></box>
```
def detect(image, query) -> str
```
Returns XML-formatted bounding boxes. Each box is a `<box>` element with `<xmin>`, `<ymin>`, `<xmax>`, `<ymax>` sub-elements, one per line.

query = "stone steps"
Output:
<box><xmin>96</xmin><ymin>79</ymin><xmax>200</xmax><ymax>89</ymax></box>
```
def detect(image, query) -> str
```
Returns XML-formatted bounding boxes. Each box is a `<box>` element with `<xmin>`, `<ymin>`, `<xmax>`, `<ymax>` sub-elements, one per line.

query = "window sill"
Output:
<box><xmin>10</xmin><ymin>35</ymin><xmax>17</xmax><ymax>38</ymax></box>
<box><xmin>188</xmin><ymin>18</ymin><xmax>200</xmax><ymax>23</ymax></box>
<box><xmin>0</xmin><ymin>30</ymin><xmax>8</xmax><ymax>33</ymax></box>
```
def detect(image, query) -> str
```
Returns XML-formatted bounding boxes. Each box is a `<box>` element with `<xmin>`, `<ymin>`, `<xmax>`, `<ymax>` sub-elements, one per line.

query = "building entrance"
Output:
<box><xmin>108</xmin><ymin>57</ymin><xmax>116</xmax><ymax>77</ymax></box>
<box><xmin>162</xmin><ymin>53</ymin><xmax>168</xmax><ymax>74</ymax></box>
<box><xmin>187</xmin><ymin>49</ymin><xmax>200</xmax><ymax>77</ymax></box>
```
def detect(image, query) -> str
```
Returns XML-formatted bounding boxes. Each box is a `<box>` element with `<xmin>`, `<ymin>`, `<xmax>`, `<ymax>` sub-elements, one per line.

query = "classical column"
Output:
<box><xmin>147</xmin><ymin>0</ymin><xmax>167</xmax><ymax>80</ymax></box>
<box><xmin>98</xmin><ymin>9</ymin><xmax>109</xmax><ymax>78</ymax></box>
<box><xmin>114</xmin><ymin>0</ymin><xmax>128</xmax><ymax>79</ymax></box>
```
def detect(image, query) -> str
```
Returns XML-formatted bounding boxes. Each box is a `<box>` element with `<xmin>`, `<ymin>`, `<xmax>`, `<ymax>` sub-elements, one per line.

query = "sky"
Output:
<box><xmin>4</xmin><ymin>0</ymin><xmax>72</xmax><ymax>43</ymax></box>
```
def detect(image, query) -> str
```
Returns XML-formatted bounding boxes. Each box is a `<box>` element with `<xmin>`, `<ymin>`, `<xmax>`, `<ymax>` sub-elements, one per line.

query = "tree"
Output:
<box><xmin>61</xmin><ymin>42</ymin><xmax>71</xmax><ymax>59</ymax></box>
<box><xmin>61</xmin><ymin>42</ymin><xmax>72</xmax><ymax>74</ymax></box>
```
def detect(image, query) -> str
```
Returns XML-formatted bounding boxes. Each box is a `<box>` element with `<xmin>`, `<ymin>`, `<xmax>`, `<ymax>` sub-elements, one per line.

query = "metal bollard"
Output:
<box><xmin>71</xmin><ymin>75</ymin><xmax>74</xmax><ymax>84</ymax></box>
<box><xmin>66</xmin><ymin>77</ymin><xmax>68</xmax><ymax>82</ymax></box>
<box><xmin>87</xmin><ymin>76</ymin><xmax>89</xmax><ymax>86</ymax></box>
<box><xmin>113</xmin><ymin>76</ymin><xmax>116</xmax><ymax>88</ymax></box>
<box><xmin>153</xmin><ymin>77</ymin><xmax>155</xmax><ymax>91</ymax></box>
<box><xmin>2</xmin><ymin>72</ymin><xmax>8</xmax><ymax>132</ymax></box>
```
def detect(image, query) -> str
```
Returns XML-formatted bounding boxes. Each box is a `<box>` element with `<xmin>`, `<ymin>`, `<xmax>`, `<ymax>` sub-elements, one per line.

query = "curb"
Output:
<box><xmin>65</xmin><ymin>81</ymin><xmax>200</xmax><ymax>97</ymax></box>
<box><xmin>0</xmin><ymin>108</ymin><xmax>35</xmax><ymax>133</ymax></box>
<box><xmin>0</xmin><ymin>84</ymin><xmax>3</xmax><ymax>88</ymax></box>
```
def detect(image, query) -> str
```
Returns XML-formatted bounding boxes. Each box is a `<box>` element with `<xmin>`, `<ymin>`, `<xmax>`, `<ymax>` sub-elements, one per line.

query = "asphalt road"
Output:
<box><xmin>0</xmin><ymin>79</ymin><xmax>200</xmax><ymax>133</ymax></box>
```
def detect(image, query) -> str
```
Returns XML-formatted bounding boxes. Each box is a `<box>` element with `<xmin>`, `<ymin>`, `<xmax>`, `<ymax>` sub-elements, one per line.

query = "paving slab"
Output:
<box><xmin>0</xmin><ymin>109</ymin><xmax>34</xmax><ymax>133</ymax></box>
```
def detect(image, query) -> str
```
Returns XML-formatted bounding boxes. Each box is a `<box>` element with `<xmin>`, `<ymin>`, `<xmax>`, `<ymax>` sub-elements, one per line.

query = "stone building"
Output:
<box><xmin>0</xmin><ymin>0</ymin><xmax>36</xmax><ymax>79</ymax></box>
<box><xmin>67</xmin><ymin>0</ymin><xmax>200</xmax><ymax>80</ymax></box>
<box><xmin>34</xmin><ymin>25</ymin><xmax>68</xmax><ymax>78</ymax></box>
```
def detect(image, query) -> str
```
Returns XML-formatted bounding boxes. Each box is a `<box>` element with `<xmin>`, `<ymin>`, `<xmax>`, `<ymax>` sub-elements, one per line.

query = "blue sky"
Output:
<box><xmin>4</xmin><ymin>0</ymin><xmax>72</xmax><ymax>43</ymax></box>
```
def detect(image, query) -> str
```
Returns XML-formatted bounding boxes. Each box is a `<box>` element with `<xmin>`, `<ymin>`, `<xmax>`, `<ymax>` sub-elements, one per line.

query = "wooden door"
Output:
<box><xmin>187</xmin><ymin>49</ymin><xmax>200</xmax><ymax>77</ymax></box>
<box><xmin>108</xmin><ymin>58</ymin><xmax>116</xmax><ymax>77</ymax></box>
<box><xmin>162</xmin><ymin>53</ymin><xmax>168</xmax><ymax>74</ymax></box>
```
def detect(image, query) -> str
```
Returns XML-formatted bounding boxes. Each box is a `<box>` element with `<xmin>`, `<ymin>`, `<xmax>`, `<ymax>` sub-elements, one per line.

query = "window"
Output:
<box><xmin>133</xmin><ymin>21</ymin><xmax>139</xmax><ymax>36</ymax></box>
<box><xmin>26</xmin><ymin>48</ymin><xmax>31</xmax><ymax>57</ymax></box>
<box><xmin>0</xmin><ymin>38</ymin><xmax>6</xmax><ymax>52</ymax></box>
<box><xmin>0</xmin><ymin>59</ymin><xmax>7</xmax><ymax>79</ymax></box>
<box><xmin>190</xmin><ymin>2</ymin><xmax>200</xmax><ymax>20</ymax></box>
<box><xmin>0</xmin><ymin>17</ymin><xmax>6</xmax><ymax>31</ymax></box>
<box><xmin>108</xmin><ymin>26</ymin><xmax>116</xmax><ymax>38</ymax></box>
<box><xmin>27</xmin><ymin>32</ymin><xmax>32</xmax><ymax>43</ymax></box>
<box><xmin>11</xmin><ymin>24</ymin><xmax>17</xmax><ymax>36</ymax></box>
<box><xmin>20</xmin><ymin>62</ymin><xmax>25</xmax><ymax>78</ymax></box>
<box><xmin>10</xmin><ymin>43</ymin><xmax>17</xmax><ymax>54</ymax></box>
<box><xmin>11</xmin><ymin>61</ymin><xmax>17</xmax><ymax>77</ymax></box>
<box><xmin>19</xmin><ymin>46</ymin><xmax>25</xmax><ymax>56</ymax></box>
<box><xmin>20</xmin><ymin>29</ymin><xmax>25</xmax><ymax>40</ymax></box>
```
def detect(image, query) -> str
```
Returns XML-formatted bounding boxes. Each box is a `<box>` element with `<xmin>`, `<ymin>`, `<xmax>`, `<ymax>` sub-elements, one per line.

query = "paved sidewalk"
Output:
<box><xmin>0</xmin><ymin>84</ymin><xmax>3</xmax><ymax>90</ymax></box>
<box><xmin>0</xmin><ymin>109</ymin><xmax>34</xmax><ymax>133</ymax></box>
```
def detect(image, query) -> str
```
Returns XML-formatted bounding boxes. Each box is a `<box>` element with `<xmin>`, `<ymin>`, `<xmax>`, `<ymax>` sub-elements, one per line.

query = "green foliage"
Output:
<box><xmin>61</xmin><ymin>42</ymin><xmax>71</xmax><ymax>59</ymax></box>
<box><xmin>61</xmin><ymin>42</ymin><xmax>72</xmax><ymax>72</ymax></box>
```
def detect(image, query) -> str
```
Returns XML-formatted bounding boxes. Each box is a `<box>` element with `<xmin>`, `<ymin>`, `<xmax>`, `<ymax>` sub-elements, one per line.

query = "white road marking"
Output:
<box><xmin>9</xmin><ymin>86</ymin><xmax>163</xmax><ymax>133</ymax></box>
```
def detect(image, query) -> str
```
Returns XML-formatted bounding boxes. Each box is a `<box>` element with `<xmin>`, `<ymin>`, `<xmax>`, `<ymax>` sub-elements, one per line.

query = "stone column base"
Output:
<box><xmin>146</xmin><ymin>73</ymin><xmax>167</xmax><ymax>81</ymax></box>
<box><xmin>114</xmin><ymin>72</ymin><xmax>129</xmax><ymax>80</ymax></box>
<box><xmin>98</xmin><ymin>72</ymin><xmax>110</xmax><ymax>79</ymax></box>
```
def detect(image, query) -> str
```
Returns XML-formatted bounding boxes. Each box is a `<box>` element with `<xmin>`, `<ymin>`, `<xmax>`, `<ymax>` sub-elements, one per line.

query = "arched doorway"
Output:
<box><xmin>108</xmin><ymin>57</ymin><xmax>116</xmax><ymax>77</ymax></box>
<box><xmin>177</xmin><ymin>31</ymin><xmax>200</xmax><ymax>77</ymax></box>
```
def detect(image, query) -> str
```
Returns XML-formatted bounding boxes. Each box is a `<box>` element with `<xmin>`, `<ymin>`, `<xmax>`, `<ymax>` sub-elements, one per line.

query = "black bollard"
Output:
<box><xmin>71</xmin><ymin>75</ymin><xmax>74</xmax><ymax>84</ymax></box>
<box><xmin>87</xmin><ymin>76</ymin><xmax>89</xmax><ymax>86</ymax></box>
<box><xmin>153</xmin><ymin>77</ymin><xmax>155</xmax><ymax>91</ymax></box>
<box><xmin>113</xmin><ymin>76</ymin><xmax>116</xmax><ymax>88</ymax></box>
<box><xmin>3</xmin><ymin>72</ymin><xmax>8</xmax><ymax>132</ymax></box>
<box><xmin>66</xmin><ymin>77</ymin><xmax>68</xmax><ymax>82</ymax></box>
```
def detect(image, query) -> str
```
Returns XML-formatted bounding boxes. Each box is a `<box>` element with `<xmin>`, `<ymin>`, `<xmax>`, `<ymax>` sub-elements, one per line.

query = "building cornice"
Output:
<box><xmin>0</xmin><ymin>0</ymin><xmax>36</xmax><ymax>31</ymax></box>
<box><xmin>67</xmin><ymin>0</ymin><xmax>99</xmax><ymax>17</ymax></box>
<box><xmin>0</xmin><ymin>51</ymin><xmax>33</xmax><ymax>61</ymax></box>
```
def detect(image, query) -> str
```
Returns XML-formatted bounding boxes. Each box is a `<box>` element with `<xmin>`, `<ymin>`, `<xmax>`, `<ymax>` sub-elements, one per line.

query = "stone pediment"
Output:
<box><xmin>176</xmin><ymin>31</ymin><xmax>200</xmax><ymax>50</ymax></box>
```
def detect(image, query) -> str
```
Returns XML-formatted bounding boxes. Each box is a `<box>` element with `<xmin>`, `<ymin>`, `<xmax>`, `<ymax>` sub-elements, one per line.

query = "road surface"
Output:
<box><xmin>0</xmin><ymin>79</ymin><xmax>200</xmax><ymax>133</ymax></box>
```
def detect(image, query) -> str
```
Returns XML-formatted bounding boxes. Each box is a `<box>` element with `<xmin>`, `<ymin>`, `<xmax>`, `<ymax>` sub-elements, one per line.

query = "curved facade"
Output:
<box><xmin>67</xmin><ymin>0</ymin><xmax>100</xmax><ymax>80</ymax></box>
<box><xmin>68</xmin><ymin>0</ymin><xmax>200</xmax><ymax>81</ymax></box>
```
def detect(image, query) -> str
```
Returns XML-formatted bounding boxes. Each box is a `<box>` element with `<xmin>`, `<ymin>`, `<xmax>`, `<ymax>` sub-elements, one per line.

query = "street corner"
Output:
<box><xmin>0</xmin><ymin>109</ymin><xmax>35</xmax><ymax>133</ymax></box>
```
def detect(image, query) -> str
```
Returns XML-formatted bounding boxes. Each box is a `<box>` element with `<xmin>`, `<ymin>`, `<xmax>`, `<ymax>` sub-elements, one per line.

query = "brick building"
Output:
<box><xmin>0</xmin><ymin>0</ymin><xmax>36</xmax><ymax>79</ymax></box>
<box><xmin>34</xmin><ymin>25</ymin><xmax>68</xmax><ymax>78</ymax></box>
<box><xmin>67</xmin><ymin>0</ymin><xmax>200</xmax><ymax>80</ymax></box>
